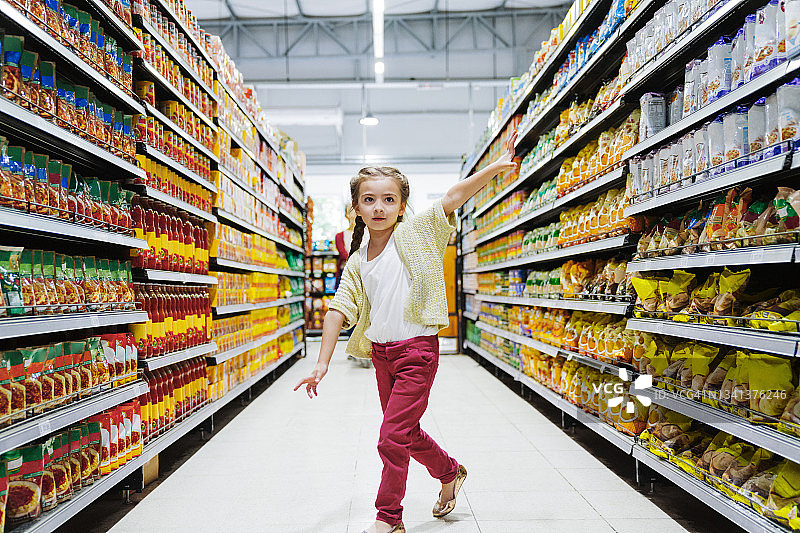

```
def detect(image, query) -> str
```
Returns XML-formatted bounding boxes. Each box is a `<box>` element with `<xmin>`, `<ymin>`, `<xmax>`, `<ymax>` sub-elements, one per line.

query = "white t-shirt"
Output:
<box><xmin>361</xmin><ymin>236</ymin><xmax>438</xmax><ymax>344</ymax></box>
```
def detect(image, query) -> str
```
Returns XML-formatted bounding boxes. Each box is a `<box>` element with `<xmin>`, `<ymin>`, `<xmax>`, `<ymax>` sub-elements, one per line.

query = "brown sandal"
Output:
<box><xmin>432</xmin><ymin>464</ymin><xmax>467</xmax><ymax>518</ymax></box>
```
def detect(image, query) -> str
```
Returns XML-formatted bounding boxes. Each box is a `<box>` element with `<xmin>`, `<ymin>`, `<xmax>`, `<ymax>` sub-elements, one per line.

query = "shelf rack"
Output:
<box><xmin>140</xmin><ymin>342</ymin><xmax>218</xmax><ymax>371</ymax></box>
<box><xmin>216</xmin><ymin>165</ymin><xmax>279</xmax><ymax>212</ymax></box>
<box><xmin>460</xmin><ymin>0</ymin><xmax>612</xmax><ymax>180</ymax></box>
<box><xmin>0</xmin><ymin>208</ymin><xmax>149</xmax><ymax>249</ymax></box>
<box><xmin>208</xmin><ymin>319</ymin><xmax>305</xmax><ymax>364</ymax></box>
<box><xmin>0</xmin><ymin>311</ymin><xmax>148</xmax><ymax>340</ymax></box>
<box><xmin>637</xmin><ymin>387</ymin><xmax>800</xmax><ymax>465</ymax></box>
<box><xmin>474</xmin><ymin>293</ymin><xmax>632</xmax><ymax>315</ymax></box>
<box><xmin>624</xmin><ymin>151</ymin><xmax>792</xmax><ymax>217</ymax></box>
<box><xmin>143</xmin><ymin>101</ymin><xmax>218</xmax><ymax>162</ymax></box>
<box><xmin>465</xmin><ymin>341</ymin><xmax>636</xmax><ymax>454</ymax></box>
<box><xmin>12</xmin><ymin>349</ymin><xmax>301</xmax><ymax>533</ymax></box>
<box><xmin>213</xmin><ymin>296</ymin><xmax>304</xmax><ymax>317</ymax></box>
<box><xmin>135</xmin><ymin>15</ymin><xmax>218</xmax><ymax>103</ymax></box>
<box><xmin>150</xmin><ymin>0</ymin><xmax>216</xmax><ymax>67</ymax></box>
<box><xmin>133</xmin><ymin>185</ymin><xmax>217</xmax><ymax>223</ymax></box>
<box><xmin>134</xmin><ymin>269</ymin><xmax>218</xmax><ymax>285</ymax></box>
<box><xmin>627</xmin><ymin>244</ymin><xmax>799</xmax><ymax>272</ymax></box>
<box><xmin>215</xmin><ymin>208</ymin><xmax>304</xmax><ymax>253</ymax></box>
<box><xmin>211</xmin><ymin>257</ymin><xmax>305</xmax><ymax>277</ymax></box>
<box><xmin>136</xmin><ymin>143</ymin><xmax>218</xmax><ymax>194</ymax></box>
<box><xmin>632</xmin><ymin>446</ymin><xmax>787</xmax><ymax>533</ymax></box>
<box><xmin>626</xmin><ymin>318</ymin><xmax>800</xmax><ymax>357</ymax></box>
<box><xmin>0</xmin><ymin>381</ymin><xmax>147</xmax><ymax>456</ymax></box>
<box><xmin>83</xmin><ymin>0</ymin><xmax>143</xmax><ymax>50</ymax></box>
<box><xmin>0</xmin><ymin>0</ymin><xmax>144</xmax><ymax>115</ymax></box>
<box><xmin>467</xmin><ymin>234</ymin><xmax>635</xmax><ymax>273</ymax></box>
<box><xmin>0</xmin><ymin>96</ymin><xmax>145</xmax><ymax>180</ymax></box>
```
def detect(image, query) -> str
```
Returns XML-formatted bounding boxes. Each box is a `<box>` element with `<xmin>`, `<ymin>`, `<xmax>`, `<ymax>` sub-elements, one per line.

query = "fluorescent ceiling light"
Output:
<box><xmin>372</xmin><ymin>0</ymin><xmax>384</xmax><ymax>81</ymax></box>
<box><xmin>359</xmin><ymin>114</ymin><xmax>379</xmax><ymax>126</ymax></box>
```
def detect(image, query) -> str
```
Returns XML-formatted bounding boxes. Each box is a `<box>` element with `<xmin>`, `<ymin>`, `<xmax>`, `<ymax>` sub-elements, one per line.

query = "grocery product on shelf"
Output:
<box><xmin>130</xmin><ymin>196</ymin><xmax>209</xmax><ymax>274</ymax></box>
<box><xmin>134</xmin><ymin>154</ymin><xmax>213</xmax><ymax>209</ymax></box>
<box><xmin>131</xmin><ymin>284</ymin><xmax>211</xmax><ymax>358</ymax></box>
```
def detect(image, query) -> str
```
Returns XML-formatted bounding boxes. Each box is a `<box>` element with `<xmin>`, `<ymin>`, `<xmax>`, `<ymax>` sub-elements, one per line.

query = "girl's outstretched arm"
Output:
<box><xmin>441</xmin><ymin>131</ymin><xmax>519</xmax><ymax>217</ymax></box>
<box><xmin>293</xmin><ymin>309</ymin><xmax>345</xmax><ymax>398</ymax></box>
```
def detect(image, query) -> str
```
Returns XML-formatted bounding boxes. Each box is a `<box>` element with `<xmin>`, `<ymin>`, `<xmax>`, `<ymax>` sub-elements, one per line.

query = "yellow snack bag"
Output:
<box><xmin>689</xmin><ymin>342</ymin><xmax>721</xmax><ymax>392</ymax></box>
<box><xmin>712</xmin><ymin>268</ymin><xmax>751</xmax><ymax>325</ymax></box>
<box><xmin>688</xmin><ymin>272</ymin><xmax>720</xmax><ymax>318</ymax></box>
<box><xmin>665</xmin><ymin>270</ymin><xmax>697</xmax><ymax>314</ymax></box>
<box><xmin>631</xmin><ymin>276</ymin><xmax>662</xmax><ymax>315</ymax></box>
<box><xmin>748</xmin><ymin>353</ymin><xmax>794</xmax><ymax>424</ymax></box>
<box><xmin>702</xmin><ymin>350</ymin><xmax>736</xmax><ymax>407</ymax></box>
<box><xmin>765</xmin><ymin>461</ymin><xmax>800</xmax><ymax>529</ymax></box>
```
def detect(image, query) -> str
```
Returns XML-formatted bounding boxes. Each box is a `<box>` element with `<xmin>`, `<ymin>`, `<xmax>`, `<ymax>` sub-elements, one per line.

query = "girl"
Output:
<box><xmin>295</xmin><ymin>132</ymin><xmax>518</xmax><ymax>533</ymax></box>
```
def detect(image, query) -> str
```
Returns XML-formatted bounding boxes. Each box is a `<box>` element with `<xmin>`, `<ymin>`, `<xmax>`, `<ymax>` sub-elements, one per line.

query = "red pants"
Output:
<box><xmin>371</xmin><ymin>335</ymin><xmax>459</xmax><ymax>525</ymax></box>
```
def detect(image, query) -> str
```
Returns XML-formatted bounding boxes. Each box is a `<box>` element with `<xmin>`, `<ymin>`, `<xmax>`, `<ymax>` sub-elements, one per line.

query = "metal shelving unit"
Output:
<box><xmin>467</xmin><ymin>234</ymin><xmax>635</xmax><ymax>273</ymax></box>
<box><xmin>0</xmin><ymin>381</ymin><xmax>147</xmax><ymax>456</ymax></box>
<box><xmin>136</xmin><ymin>143</ymin><xmax>218</xmax><ymax>194</ymax></box>
<box><xmin>142</xmin><ymin>101</ymin><xmax>218</xmax><ymax>162</ymax></box>
<box><xmin>216</xmin><ymin>165</ymin><xmax>278</xmax><ymax>212</ymax></box>
<box><xmin>627</xmin><ymin>244</ymin><xmax>799</xmax><ymax>272</ymax></box>
<box><xmin>134</xmin><ymin>269</ymin><xmax>218</xmax><ymax>285</ymax></box>
<box><xmin>208</xmin><ymin>320</ymin><xmax>305</xmax><ymax>364</ymax></box>
<box><xmin>638</xmin><ymin>387</ymin><xmax>800</xmax><ymax>464</ymax></box>
<box><xmin>133</xmin><ymin>185</ymin><xmax>217</xmax><ymax>223</ymax></box>
<box><xmin>83</xmin><ymin>0</ymin><xmax>143</xmax><ymax>50</ymax></box>
<box><xmin>0</xmin><ymin>0</ymin><xmax>144</xmax><ymax>115</ymax></box>
<box><xmin>0</xmin><ymin>208</ymin><xmax>149</xmax><ymax>249</ymax></box>
<box><xmin>215</xmin><ymin>209</ymin><xmax>305</xmax><ymax>253</ymax></box>
<box><xmin>140</xmin><ymin>342</ymin><xmax>218</xmax><ymax>371</ymax></box>
<box><xmin>213</xmin><ymin>296</ymin><xmax>304</xmax><ymax>317</ymax></box>
<box><xmin>474</xmin><ymin>293</ymin><xmax>632</xmax><ymax>315</ymax></box>
<box><xmin>211</xmin><ymin>257</ymin><xmax>305</xmax><ymax>277</ymax></box>
<box><xmin>135</xmin><ymin>15</ymin><xmax>218</xmax><ymax>103</ymax></box>
<box><xmin>0</xmin><ymin>311</ymin><xmax>148</xmax><ymax>340</ymax></box>
<box><xmin>13</xmin><ymin>349</ymin><xmax>301</xmax><ymax>533</ymax></box>
<box><xmin>465</xmin><ymin>342</ymin><xmax>636</xmax><ymax>454</ymax></box>
<box><xmin>633</xmin><ymin>446</ymin><xmax>788</xmax><ymax>533</ymax></box>
<box><xmin>150</xmin><ymin>0</ymin><xmax>216</xmax><ymax>67</ymax></box>
<box><xmin>625</xmin><ymin>151</ymin><xmax>792</xmax><ymax>217</ymax></box>
<box><xmin>626</xmin><ymin>318</ymin><xmax>800</xmax><ymax>357</ymax></box>
<box><xmin>0</xmin><ymin>96</ymin><xmax>145</xmax><ymax>180</ymax></box>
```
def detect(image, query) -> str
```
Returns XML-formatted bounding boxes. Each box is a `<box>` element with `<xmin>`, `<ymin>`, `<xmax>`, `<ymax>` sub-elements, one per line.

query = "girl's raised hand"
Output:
<box><xmin>493</xmin><ymin>130</ymin><xmax>519</xmax><ymax>172</ymax></box>
<box><xmin>293</xmin><ymin>362</ymin><xmax>329</xmax><ymax>399</ymax></box>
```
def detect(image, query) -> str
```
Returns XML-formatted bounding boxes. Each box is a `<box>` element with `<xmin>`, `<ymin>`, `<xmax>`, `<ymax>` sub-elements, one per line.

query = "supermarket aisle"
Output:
<box><xmin>108</xmin><ymin>342</ymin><xmax>690</xmax><ymax>533</ymax></box>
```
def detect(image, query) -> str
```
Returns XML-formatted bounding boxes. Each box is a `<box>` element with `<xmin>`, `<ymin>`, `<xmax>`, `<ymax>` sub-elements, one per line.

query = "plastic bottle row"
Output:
<box><xmin>134</xmin><ymin>112</ymin><xmax>213</xmax><ymax>179</ymax></box>
<box><xmin>130</xmin><ymin>283</ymin><xmax>211</xmax><ymax>358</ymax></box>
<box><xmin>130</xmin><ymin>196</ymin><xmax>210</xmax><ymax>274</ymax></box>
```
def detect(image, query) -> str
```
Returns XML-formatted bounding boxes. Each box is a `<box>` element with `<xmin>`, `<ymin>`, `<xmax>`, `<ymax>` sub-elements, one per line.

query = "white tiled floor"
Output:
<box><xmin>108</xmin><ymin>342</ymin><xmax>690</xmax><ymax>533</ymax></box>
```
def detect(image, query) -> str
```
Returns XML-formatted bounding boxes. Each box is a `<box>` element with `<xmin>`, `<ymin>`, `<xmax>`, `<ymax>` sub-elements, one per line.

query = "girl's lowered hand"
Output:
<box><xmin>293</xmin><ymin>362</ymin><xmax>329</xmax><ymax>399</ymax></box>
<box><xmin>492</xmin><ymin>130</ymin><xmax>519</xmax><ymax>173</ymax></box>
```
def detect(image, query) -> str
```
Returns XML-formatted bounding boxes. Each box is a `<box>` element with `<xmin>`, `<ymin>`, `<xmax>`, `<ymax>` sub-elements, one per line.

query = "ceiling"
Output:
<box><xmin>188</xmin><ymin>0</ymin><xmax>563</xmax><ymax>21</ymax></box>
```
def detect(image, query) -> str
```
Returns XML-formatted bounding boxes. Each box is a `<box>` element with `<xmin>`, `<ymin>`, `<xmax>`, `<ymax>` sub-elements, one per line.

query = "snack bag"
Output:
<box><xmin>754</xmin><ymin>0</ymin><xmax>780</xmax><ymax>77</ymax></box>
<box><xmin>712</xmin><ymin>268</ymin><xmax>751</xmax><ymax>324</ymax></box>
<box><xmin>688</xmin><ymin>272</ymin><xmax>720</xmax><ymax>317</ymax></box>
<box><xmin>748</xmin><ymin>353</ymin><xmax>794</xmax><ymax>424</ymax></box>
<box><xmin>703</xmin><ymin>350</ymin><xmax>736</xmax><ymax>406</ymax></box>
<box><xmin>778</xmin><ymin>78</ymin><xmax>800</xmax><ymax>146</ymax></box>
<box><xmin>631</xmin><ymin>276</ymin><xmax>662</xmax><ymax>315</ymax></box>
<box><xmin>731</xmin><ymin>28</ymin><xmax>746</xmax><ymax>91</ymax></box>
<box><xmin>765</xmin><ymin>460</ymin><xmax>800</xmax><ymax>528</ymax></box>
<box><xmin>696</xmin><ymin>431</ymin><xmax>736</xmax><ymax>473</ymax></box>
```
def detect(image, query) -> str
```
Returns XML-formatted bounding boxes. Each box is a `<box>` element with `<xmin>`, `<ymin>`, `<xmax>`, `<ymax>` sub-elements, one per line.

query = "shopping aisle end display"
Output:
<box><xmin>0</xmin><ymin>0</ymin><xmax>307</xmax><ymax>530</ymax></box>
<box><xmin>103</xmin><ymin>341</ymin><xmax>700</xmax><ymax>533</ymax></box>
<box><xmin>458</xmin><ymin>0</ymin><xmax>800</xmax><ymax>530</ymax></box>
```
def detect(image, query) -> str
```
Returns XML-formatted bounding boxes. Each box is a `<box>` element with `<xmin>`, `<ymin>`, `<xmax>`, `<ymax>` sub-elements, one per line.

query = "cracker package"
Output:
<box><xmin>765</xmin><ymin>460</ymin><xmax>800</xmax><ymax>529</ymax></box>
<box><xmin>712</xmin><ymin>268</ymin><xmax>751</xmax><ymax>324</ymax></box>
<box><xmin>703</xmin><ymin>350</ymin><xmax>737</xmax><ymax>406</ymax></box>
<box><xmin>5</xmin><ymin>444</ymin><xmax>44</xmax><ymax>524</ymax></box>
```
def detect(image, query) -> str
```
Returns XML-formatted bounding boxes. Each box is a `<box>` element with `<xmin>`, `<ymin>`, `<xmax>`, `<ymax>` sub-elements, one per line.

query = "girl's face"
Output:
<box><xmin>354</xmin><ymin>176</ymin><xmax>405</xmax><ymax>233</ymax></box>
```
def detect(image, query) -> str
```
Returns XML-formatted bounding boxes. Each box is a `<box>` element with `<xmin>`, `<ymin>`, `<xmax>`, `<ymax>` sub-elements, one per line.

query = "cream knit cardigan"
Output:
<box><xmin>328</xmin><ymin>199</ymin><xmax>457</xmax><ymax>359</ymax></box>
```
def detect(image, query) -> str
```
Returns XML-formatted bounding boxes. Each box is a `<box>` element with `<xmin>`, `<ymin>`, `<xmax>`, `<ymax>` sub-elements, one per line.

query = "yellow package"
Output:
<box><xmin>765</xmin><ymin>461</ymin><xmax>800</xmax><ymax>529</ymax></box>
<box><xmin>664</xmin><ymin>270</ymin><xmax>697</xmax><ymax>314</ymax></box>
<box><xmin>688</xmin><ymin>272</ymin><xmax>720</xmax><ymax>318</ymax></box>
<box><xmin>748</xmin><ymin>353</ymin><xmax>794</xmax><ymax>424</ymax></box>
<box><xmin>702</xmin><ymin>350</ymin><xmax>736</xmax><ymax>407</ymax></box>
<box><xmin>696</xmin><ymin>431</ymin><xmax>736</xmax><ymax>473</ymax></box>
<box><xmin>712</xmin><ymin>268</ymin><xmax>751</xmax><ymax>325</ymax></box>
<box><xmin>688</xmin><ymin>342</ymin><xmax>721</xmax><ymax>392</ymax></box>
<box><xmin>631</xmin><ymin>276</ymin><xmax>662</xmax><ymax>315</ymax></box>
<box><xmin>643</xmin><ymin>337</ymin><xmax>672</xmax><ymax>379</ymax></box>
